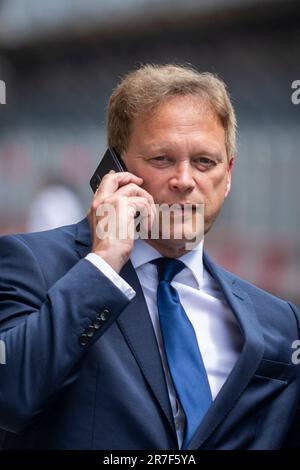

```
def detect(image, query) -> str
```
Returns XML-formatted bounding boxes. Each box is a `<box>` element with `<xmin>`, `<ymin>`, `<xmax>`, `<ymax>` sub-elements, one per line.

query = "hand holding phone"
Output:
<box><xmin>88</xmin><ymin>149</ymin><xmax>155</xmax><ymax>273</ymax></box>
<box><xmin>90</xmin><ymin>148</ymin><xmax>127</xmax><ymax>193</ymax></box>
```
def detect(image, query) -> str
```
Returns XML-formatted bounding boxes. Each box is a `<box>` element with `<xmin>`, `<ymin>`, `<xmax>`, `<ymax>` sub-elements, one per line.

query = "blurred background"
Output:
<box><xmin>0</xmin><ymin>0</ymin><xmax>299</xmax><ymax>305</ymax></box>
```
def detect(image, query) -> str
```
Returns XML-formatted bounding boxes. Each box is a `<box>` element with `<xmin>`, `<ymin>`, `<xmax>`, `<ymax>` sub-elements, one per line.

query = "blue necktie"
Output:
<box><xmin>152</xmin><ymin>257</ymin><xmax>212</xmax><ymax>448</ymax></box>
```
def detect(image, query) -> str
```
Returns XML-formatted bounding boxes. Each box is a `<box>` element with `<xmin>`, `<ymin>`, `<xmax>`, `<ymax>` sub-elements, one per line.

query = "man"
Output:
<box><xmin>0</xmin><ymin>64</ymin><xmax>299</xmax><ymax>450</ymax></box>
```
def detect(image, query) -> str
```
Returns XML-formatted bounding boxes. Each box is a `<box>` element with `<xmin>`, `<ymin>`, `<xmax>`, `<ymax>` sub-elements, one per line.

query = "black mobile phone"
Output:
<box><xmin>90</xmin><ymin>148</ymin><xmax>127</xmax><ymax>193</ymax></box>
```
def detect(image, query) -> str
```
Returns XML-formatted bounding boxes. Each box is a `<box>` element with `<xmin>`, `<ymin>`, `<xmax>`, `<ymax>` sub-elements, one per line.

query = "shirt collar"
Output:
<box><xmin>130</xmin><ymin>238</ymin><xmax>204</xmax><ymax>290</ymax></box>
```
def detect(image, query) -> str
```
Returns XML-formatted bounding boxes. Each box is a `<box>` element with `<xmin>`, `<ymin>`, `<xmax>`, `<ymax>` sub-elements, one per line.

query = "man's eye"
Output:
<box><xmin>152</xmin><ymin>156</ymin><xmax>168</xmax><ymax>161</ymax></box>
<box><xmin>149</xmin><ymin>156</ymin><xmax>171</xmax><ymax>165</ymax></box>
<box><xmin>195</xmin><ymin>157</ymin><xmax>216</xmax><ymax>168</ymax></box>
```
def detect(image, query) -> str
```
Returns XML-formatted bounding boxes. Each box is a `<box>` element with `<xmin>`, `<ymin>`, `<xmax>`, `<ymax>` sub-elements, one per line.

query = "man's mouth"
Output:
<box><xmin>170</xmin><ymin>203</ymin><xmax>198</xmax><ymax>211</ymax></box>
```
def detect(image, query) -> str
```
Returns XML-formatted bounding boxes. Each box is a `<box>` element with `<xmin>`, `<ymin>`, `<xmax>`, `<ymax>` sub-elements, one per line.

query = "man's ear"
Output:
<box><xmin>224</xmin><ymin>157</ymin><xmax>234</xmax><ymax>198</ymax></box>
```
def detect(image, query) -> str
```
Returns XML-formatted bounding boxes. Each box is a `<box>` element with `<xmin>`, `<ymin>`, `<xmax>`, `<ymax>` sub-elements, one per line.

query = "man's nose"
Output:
<box><xmin>169</xmin><ymin>162</ymin><xmax>196</xmax><ymax>192</ymax></box>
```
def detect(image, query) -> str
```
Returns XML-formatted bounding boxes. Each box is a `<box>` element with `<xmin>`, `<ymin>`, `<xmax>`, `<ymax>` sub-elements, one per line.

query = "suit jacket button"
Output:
<box><xmin>79</xmin><ymin>334</ymin><xmax>89</xmax><ymax>346</ymax></box>
<box><xmin>86</xmin><ymin>325</ymin><xmax>95</xmax><ymax>338</ymax></box>
<box><xmin>92</xmin><ymin>318</ymin><xmax>102</xmax><ymax>330</ymax></box>
<box><xmin>98</xmin><ymin>309</ymin><xmax>109</xmax><ymax>321</ymax></box>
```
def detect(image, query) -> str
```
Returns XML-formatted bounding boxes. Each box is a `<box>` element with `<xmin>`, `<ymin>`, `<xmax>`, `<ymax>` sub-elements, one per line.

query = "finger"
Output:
<box><xmin>126</xmin><ymin>197</ymin><xmax>155</xmax><ymax>230</ymax></box>
<box><xmin>94</xmin><ymin>170</ymin><xmax>115</xmax><ymax>197</ymax></box>
<box><xmin>115</xmin><ymin>183</ymin><xmax>155</xmax><ymax>206</ymax></box>
<box><xmin>96</xmin><ymin>171</ymin><xmax>143</xmax><ymax>200</ymax></box>
<box><xmin>127</xmin><ymin>197</ymin><xmax>156</xmax><ymax>234</ymax></box>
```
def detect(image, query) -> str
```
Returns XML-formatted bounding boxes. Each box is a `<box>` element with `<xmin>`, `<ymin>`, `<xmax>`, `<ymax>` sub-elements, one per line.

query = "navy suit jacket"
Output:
<box><xmin>0</xmin><ymin>218</ymin><xmax>299</xmax><ymax>450</ymax></box>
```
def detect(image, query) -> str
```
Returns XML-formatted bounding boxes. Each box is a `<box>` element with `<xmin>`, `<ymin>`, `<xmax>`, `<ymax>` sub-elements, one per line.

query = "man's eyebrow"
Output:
<box><xmin>144</xmin><ymin>144</ymin><xmax>169</xmax><ymax>154</ymax></box>
<box><xmin>141</xmin><ymin>146</ymin><xmax>226</xmax><ymax>161</ymax></box>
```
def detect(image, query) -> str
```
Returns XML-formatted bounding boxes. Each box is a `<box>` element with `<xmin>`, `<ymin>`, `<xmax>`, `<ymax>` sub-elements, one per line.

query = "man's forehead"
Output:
<box><xmin>125</xmin><ymin>95</ymin><xmax>227</xmax><ymax>159</ymax></box>
<box><xmin>147</xmin><ymin>94</ymin><xmax>214</xmax><ymax>118</ymax></box>
<box><xmin>131</xmin><ymin>96</ymin><xmax>221</xmax><ymax>133</ymax></box>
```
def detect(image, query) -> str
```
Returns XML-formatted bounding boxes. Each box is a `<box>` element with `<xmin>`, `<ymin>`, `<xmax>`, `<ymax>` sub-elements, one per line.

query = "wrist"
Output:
<box><xmin>91</xmin><ymin>249</ymin><xmax>128</xmax><ymax>273</ymax></box>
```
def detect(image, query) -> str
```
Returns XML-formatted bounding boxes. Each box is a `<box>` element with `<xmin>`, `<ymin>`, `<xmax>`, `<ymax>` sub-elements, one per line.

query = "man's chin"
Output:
<box><xmin>150</xmin><ymin>231</ymin><xmax>203</xmax><ymax>250</ymax></box>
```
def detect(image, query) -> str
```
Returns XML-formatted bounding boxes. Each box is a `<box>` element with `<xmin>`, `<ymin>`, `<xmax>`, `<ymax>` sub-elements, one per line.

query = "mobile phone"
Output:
<box><xmin>90</xmin><ymin>148</ymin><xmax>127</xmax><ymax>193</ymax></box>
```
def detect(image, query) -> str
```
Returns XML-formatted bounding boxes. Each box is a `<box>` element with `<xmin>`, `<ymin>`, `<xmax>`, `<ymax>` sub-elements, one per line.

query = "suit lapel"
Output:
<box><xmin>187</xmin><ymin>252</ymin><xmax>265</xmax><ymax>449</ymax></box>
<box><xmin>117</xmin><ymin>261</ymin><xmax>176</xmax><ymax>435</ymax></box>
<box><xmin>74</xmin><ymin>218</ymin><xmax>176</xmax><ymax>437</ymax></box>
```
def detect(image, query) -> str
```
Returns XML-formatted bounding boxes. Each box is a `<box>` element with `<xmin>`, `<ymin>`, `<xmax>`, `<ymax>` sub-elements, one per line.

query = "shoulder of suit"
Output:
<box><xmin>0</xmin><ymin>222</ymin><xmax>78</xmax><ymax>256</ymax></box>
<box><xmin>209</xmin><ymin>256</ymin><xmax>296</xmax><ymax>310</ymax></box>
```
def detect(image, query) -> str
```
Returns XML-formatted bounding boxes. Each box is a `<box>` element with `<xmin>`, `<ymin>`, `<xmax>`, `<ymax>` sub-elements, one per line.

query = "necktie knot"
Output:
<box><xmin>151</xmin><ymin>257</ymin><xmax>185</xmax><ymax>283</ymax></box>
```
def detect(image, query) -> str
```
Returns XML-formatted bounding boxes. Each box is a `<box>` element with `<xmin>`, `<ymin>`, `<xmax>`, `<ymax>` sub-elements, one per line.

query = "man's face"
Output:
<box><xmin>123</xmin><ymin>95</ymin><xmax>234</xmax><ymax>249</ymax></box>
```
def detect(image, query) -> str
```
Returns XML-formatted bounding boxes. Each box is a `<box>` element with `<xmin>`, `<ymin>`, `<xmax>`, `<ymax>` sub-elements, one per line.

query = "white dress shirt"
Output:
<box><xmin>86</xmin><ymin>240</ymin><xmax>243</xmax><ymax>447</ymax></box>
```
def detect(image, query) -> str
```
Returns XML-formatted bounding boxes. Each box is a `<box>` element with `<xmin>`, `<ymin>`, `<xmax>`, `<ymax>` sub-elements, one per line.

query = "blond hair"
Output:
<box><xmin>107</xmin><ymin>64</ymin><xmax>236</xmax><ymax>157</ymax></box>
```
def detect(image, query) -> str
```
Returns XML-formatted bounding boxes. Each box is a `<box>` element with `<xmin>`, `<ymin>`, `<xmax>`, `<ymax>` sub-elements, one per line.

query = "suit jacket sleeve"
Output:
<box><xmin>0</xmin><ymin>234</ymin><xmax>130</xmax><ymax>434</ymax></box>
<box><xmin>282</xmin><ymin>301</ymin><xmax>300</xmax><ymax>448</ymax></box>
